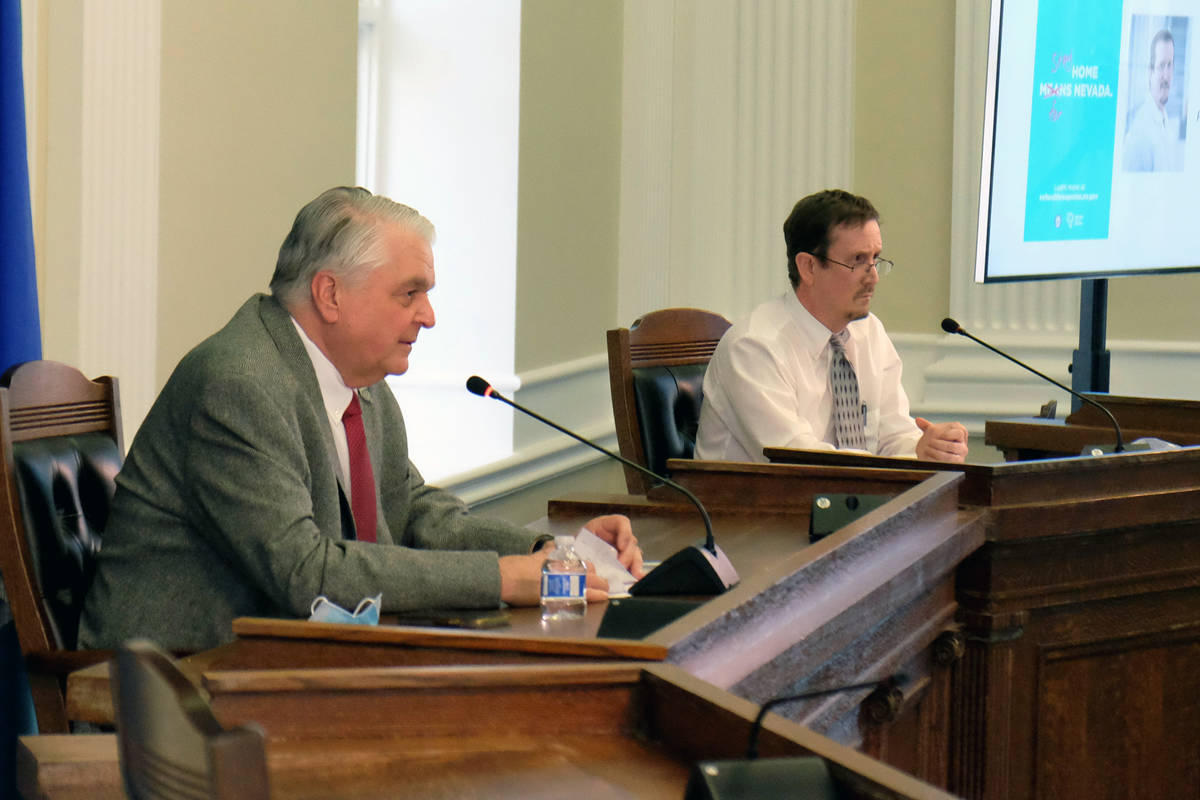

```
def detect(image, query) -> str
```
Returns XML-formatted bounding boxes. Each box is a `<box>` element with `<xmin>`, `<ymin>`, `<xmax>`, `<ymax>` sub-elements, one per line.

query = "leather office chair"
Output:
<box><xmin>607</xmin><ymin>308</ymin><xmax>731</xmax><ymax>494</ymax></box>
<box><xmin>112</xmin><ymin>639</ymin><xmax>270</xmax><ymax>800</ymax></box>
<box><xmin>0</xmin><ymin>360</ymin><xmax>123</xmax><ymax>732</ymax></box>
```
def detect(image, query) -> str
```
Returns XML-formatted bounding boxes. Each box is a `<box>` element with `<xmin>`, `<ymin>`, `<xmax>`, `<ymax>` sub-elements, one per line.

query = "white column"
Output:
<box><xmin>617</xmin><ymin>0</ymin><xmax>676</xmax><ymax>324</ymax></box>
<box><xmin>619</xmin><ymin>0</ymin><xmax>856</xmax><ymax>325</ymax></box>
<box><xmin>42</xmin><ymin>0</ymin><xmax>160</xmax><ymax>440</ymax></box>
<box><xmin>79</xmin><ymin>0</ymin><xmax>161</xmax><ymax>438</ymax></box>
<box><xmin>20</xmin><ymin>0</ymin><xmax>39</xmax><ymax>222</ymax></box>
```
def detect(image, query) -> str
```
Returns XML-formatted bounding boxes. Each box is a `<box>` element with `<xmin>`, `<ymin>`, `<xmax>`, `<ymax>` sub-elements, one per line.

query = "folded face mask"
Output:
<box><xmin>308</xmin><ymin>594</ymin><xmax>382</xmax><ymax>626</ymax></box>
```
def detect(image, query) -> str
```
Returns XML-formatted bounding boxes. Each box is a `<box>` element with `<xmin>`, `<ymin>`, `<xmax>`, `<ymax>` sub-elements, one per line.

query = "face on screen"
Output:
<box><xmin>1150</xmin><ymin>39</ymin><xmax>1174</xmax><ymax>110</ymax></box>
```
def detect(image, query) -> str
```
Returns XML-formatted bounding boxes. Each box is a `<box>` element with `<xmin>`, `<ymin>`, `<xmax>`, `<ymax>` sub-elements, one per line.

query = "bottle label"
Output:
<box><xmin>542</xmin><ymin>572</ymin><xmax>585</xmax><ymax>599</ymax></box>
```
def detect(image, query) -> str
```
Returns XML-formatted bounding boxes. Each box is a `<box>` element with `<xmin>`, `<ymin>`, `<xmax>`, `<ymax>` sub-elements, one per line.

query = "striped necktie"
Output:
<box><xmin>829</xmin><ymin>334</ymin><xmax>867</xmax><ymax>451</ymax></box>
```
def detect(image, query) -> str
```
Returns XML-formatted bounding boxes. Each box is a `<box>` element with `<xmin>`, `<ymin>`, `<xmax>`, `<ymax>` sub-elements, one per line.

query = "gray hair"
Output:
<box><xmin>269</xmin><ymin>186</ymin><xmax>435</xmax><ymax>309</ymax></box>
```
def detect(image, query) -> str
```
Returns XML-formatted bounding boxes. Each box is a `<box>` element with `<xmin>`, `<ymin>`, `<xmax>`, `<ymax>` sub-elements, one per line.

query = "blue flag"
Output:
<box><xmin>1</xmin><ymin>0</ymin><xmax>42</xmax><ymax>376</ymax></box>
<box><xmin>1</xmin><ymin>0</ymin><xmax>41</xmax><ymax>783</ymax></box>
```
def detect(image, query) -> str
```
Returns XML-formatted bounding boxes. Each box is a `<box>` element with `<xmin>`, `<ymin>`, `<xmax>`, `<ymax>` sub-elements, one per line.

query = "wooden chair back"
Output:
<box><xmin>0</xmin><ymin>360</ymin><xmax>123</xmax><ymax>731</ymax></box>
<box><xmin>606</xmin><ymin>308</ymin><xmax>731</xmax><ymax>494</ymax></box>
<box><xmin>112</xmin><ymin>639</ymin><xmax>270</xmax><ymax>800</ymax></box>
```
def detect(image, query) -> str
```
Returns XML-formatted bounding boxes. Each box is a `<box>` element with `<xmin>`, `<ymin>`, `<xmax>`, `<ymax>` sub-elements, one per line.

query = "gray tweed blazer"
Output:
<box><xmin>79</xmin><ymin>294</ymin><xmax>539</xmax><ymax>650</ymax></box>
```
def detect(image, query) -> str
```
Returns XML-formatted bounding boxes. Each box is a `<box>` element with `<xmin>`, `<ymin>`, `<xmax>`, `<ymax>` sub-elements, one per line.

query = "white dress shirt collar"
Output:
<box><xmin>783</xmin><ymin>291</ymin><xmax>853</xmax><ymax>359</ymax></box>
<box><xmin>292</xmin><ymin>318</ymin><xmax>354</xmax><ymax>418</ymax></box>
<box><xmin>291</xmin><ymin>317</ymin><xmax>354</xmax><ymax>488</ymax></box>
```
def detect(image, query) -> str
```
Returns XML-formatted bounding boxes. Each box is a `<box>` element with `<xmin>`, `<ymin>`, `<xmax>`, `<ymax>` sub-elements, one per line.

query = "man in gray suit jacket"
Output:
<box><xmin>80</xmin><ymin>187</ymin><xmax>642</xmax><ymax>651</ymax></box>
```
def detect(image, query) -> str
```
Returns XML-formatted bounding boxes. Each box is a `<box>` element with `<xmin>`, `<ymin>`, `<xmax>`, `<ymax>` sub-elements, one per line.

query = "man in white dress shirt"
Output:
<box><xmin>1124</xmin><ymin>28</ymin><xmax>1181</xmax><ymax>173</ymax></box>
<box><xmin>695</xmin><ymin>189</ymin><xmax>968</xmax><ymax>464</ymax></box>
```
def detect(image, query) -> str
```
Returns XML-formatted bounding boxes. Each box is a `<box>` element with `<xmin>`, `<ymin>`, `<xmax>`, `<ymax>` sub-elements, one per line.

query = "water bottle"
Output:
<box><xmin>540</xmin><ymin>536</ymin><xmax>587</xmax><ymax>621</ymax></box>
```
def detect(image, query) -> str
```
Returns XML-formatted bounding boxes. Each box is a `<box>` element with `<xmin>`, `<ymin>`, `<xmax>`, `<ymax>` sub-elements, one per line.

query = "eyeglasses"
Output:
<box><xmin>816</xmin><ymin>254</ymin><xmax>894</xmax><ymax>278</ymax></box>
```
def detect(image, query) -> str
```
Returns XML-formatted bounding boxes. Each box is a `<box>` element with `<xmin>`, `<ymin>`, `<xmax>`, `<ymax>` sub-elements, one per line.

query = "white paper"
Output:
<box><xmin>571</xmin><ymin>528</ymin><xmax>638</xmax><ymax>597</ymax></box>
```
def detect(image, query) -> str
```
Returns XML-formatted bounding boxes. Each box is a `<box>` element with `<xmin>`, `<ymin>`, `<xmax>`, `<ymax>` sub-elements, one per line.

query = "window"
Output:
<box><xmin>357</xmin><ymin>0</ymin><xmax>522</xmax><ymax>481</ymax></box>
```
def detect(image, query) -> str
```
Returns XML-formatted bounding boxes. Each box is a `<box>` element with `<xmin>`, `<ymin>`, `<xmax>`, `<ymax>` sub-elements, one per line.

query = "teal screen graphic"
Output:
<box><xmin>1024</xmin><ymin>0</ymin><xmax>1123</xmax><ymax>241</ymax></box>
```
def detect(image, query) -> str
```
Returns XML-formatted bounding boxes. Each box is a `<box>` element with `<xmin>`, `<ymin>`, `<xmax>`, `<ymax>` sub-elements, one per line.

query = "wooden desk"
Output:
<box><xmin>65</xmin><ymin>616</ymin><xmax>667</xmax><ymax>726</ymax></box>
<box><xmin>985</xmin><ymin>393</ymin><xmax>1200</xmax><ymax>460</ymax></box>
<box><xmin>64</xmin><ymin>463</ymin><xmax>979</xmax><ymax>795</ymax></box>
<box><xmin>24</xmin><ymin>663</ymin><xmax>960</xmax><ymax>800</ymax></box>
<box><xmin>64</xmin><ymin>498</ymin><xmax>815</xmax><ymax>725</ymax></box>
<box><xmin>766</xmin><ymin>445</ymin><xmax>1200</xmax><ymax>800</ymax></box>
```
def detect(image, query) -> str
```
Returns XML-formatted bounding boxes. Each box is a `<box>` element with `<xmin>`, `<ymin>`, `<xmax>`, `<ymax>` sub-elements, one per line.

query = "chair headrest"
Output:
<box><xmin>631</xmin><ymin>364</ymin><xmax>708</xmax><ymax>478</ymax></box>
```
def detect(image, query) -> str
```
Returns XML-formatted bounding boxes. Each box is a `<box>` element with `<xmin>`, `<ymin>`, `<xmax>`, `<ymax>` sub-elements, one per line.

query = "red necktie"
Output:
<box><xmin>341</xmin><ymin>393</ymin><xmax>377</xmax><ymax>543</ymax></box>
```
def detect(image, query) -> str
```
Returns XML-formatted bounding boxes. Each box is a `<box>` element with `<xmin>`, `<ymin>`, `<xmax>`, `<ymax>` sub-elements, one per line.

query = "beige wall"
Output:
<box><xmin>1108</xmin><ymin>272</ymin><xmax>1200</xmax><ymax>340</ymax></box>
<box><xmin>853</xmin><ymin>0</ymin><xmax>957</xmax><ymax>336</ymax></box>
<box><xmin>514</xmin><ymin>0</ymin><xmax>623</xmax><ymax>371</ymax></box>
<box><xmin>156</xmin><ymin>0</ymin><xmax>357</xmax><ymax>381</ymax></box>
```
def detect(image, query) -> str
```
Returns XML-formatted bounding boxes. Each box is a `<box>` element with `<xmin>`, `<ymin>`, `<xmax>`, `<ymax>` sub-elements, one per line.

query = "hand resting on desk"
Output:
<box><xmin>498</xmin><ymin>514</ymin><xmax>642</xmax><ymax>605</ymax></box>
<box><xmin>915</xmin><ymin>417</ymin><xmax>969</xmax><ymax>463</ymax></box>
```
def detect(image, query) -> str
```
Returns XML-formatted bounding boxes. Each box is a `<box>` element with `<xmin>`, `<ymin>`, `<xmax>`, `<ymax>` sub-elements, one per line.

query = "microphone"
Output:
<box><xmin>686</xmin><ymin>673</ymin><xmax>907</xmax><ymax>799</ymax></box>
<box><xmin>745</xmin><ymin>673</ymin><xmax>908</xmax><ymax>759</ymax></box>
<box><xmin>465</xmin><ymin>375</ymin><xmax>739</xmax><ymax>596</ymax></box>
<box><xmin>940</xmin><ymin>317</ymin><xmax>1126</xmax><ymax>453</ymax></box>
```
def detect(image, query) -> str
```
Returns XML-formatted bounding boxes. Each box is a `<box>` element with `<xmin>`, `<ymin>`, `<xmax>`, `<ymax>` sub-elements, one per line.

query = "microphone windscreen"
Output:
<box><xmin>941</xmin><ymin>317</ymin><xmax>961</xmax><ymax>334</ymax></box>
<box><xmin>465</xmin><ymin>375</ymin><xmax>491</xmax><ymax>397</ymax></box>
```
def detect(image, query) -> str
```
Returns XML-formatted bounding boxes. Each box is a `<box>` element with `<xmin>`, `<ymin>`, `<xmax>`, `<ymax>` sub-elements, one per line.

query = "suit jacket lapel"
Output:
<box><xmin>256</xmin><ymin>294</ymin><xmax>354</xmax><ymax>520</ymax></box>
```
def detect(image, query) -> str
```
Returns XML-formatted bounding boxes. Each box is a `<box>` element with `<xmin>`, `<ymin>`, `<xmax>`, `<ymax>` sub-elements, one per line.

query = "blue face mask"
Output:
<box><xmin>308</xmin><ymin>594</ymin><xmax>382</xmax><ymax>626</ymax></box>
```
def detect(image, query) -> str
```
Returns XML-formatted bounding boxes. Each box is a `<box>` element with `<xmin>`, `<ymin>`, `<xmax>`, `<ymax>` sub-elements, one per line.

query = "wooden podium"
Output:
<box><xmin>549</xmin><ymin>463</ymin><xmax>984</xmax><ymax>791</ymax></box>
<box><xmin>765</xmin><ymin>445</ymin><xmax>1200</xmax><ymax>799</ymax></box>
<box><xmin>985</xmin><ymin>393</ymin><xmax>1200</xmax><ymax>460</ymax></box>
<box><xmin>46</xmin><ymin>462</ymin><xmax>979</xmax><ymax>798</ymax></box>
<box><xmin>47</xmin><ymin>446</ymin><xmax>1199</xmax><ymax>798</ymax></box>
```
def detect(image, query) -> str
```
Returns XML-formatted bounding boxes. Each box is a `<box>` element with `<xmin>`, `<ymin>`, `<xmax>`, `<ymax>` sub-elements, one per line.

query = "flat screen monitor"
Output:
<box><xmin>976</xmin><ymin>0</ymin><xmax>1198</xmax><ymax>282</ymax></box>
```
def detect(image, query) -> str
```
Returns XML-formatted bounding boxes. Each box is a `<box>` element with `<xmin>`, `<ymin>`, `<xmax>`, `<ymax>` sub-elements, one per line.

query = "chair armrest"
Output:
<box><xmin>24</xmin><ymin>649</ymin><xmax>115</xmax><ymax>678</ymax></box>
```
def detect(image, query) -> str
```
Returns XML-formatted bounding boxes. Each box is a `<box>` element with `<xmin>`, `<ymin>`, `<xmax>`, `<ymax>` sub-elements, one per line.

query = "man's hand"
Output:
<box><xmin>583</xmin><ymin>514</ymin><xmax>645</xmax><ymax>578</ymax></box>
<box><xmin>498</xmin><ymin>552</ymin><xmax>611</xmax><ymax>606</ymax></box>
<box><xmin>914</xmin><ymin>417</ymin><xmax>969</xmax><ymax>463</ymax></box>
